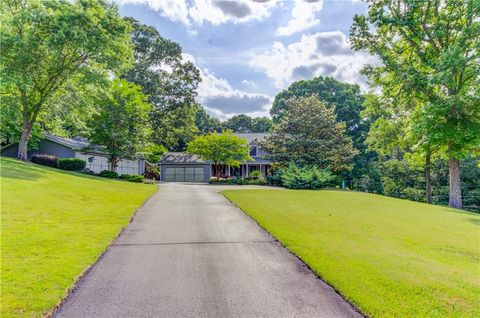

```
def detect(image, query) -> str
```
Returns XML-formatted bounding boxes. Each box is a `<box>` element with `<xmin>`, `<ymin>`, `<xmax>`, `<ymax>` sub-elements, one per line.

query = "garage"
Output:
<box><xmin>159</xmin><ymin>152</ymin><xmax>211</xmax><ymax>183</ymax></box>
<box><xmin>164</xmin><ymin>167</ymin><xmax>206</xmax><ymax>182</ymax></box>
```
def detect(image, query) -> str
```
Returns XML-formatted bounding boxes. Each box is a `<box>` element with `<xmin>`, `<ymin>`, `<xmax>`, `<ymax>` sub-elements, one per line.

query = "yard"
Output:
<box><xmin>0</xmin><ymin>157</ymin><xmax>157</xmax><ymax>318</ymax></box>
<box><xmin>222</xmin><ymin>189</ymin><xmax>480</xmax><ymax>317</ymax></box>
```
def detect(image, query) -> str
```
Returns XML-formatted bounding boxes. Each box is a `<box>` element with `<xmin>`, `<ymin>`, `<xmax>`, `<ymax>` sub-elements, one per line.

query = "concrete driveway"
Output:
<box><xmin>54</xmin><ymin>183</ymin><xmax>362</xmax><ymax>318</ymax></box>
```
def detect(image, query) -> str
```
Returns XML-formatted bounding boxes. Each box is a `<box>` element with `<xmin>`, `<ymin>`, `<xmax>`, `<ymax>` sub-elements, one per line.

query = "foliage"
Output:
<box><xmin>0</xmin><ymin>0</ymin><xmax>133</xmax><ymax>160</ymax></box>
<box><xmin>224</xmin><ymin>114</ymin><xmax>253</xmax><ymax>133</ymax></box>
<box><xmin>277</xmin><ymin>163</ymin><xmax>336</xmax><ymax>189</ymax></box>
<box><xmin>0</xmin><ymin>103</ymin><xmax>43</xmax><ymax>149</ymax></box>
<box><xmin>57</xmin><ymin>158</ymin><xmax>86</xmax><ymax>171</ymax></box>
<box><xmin>263</xmin><ymin>95</ymin><xmax>357</xmax><ymax>172</ymax></box>
<box><xmin>143</xmin><ymin>166</ymin><xmax>160</xmax><ymax>180</ymax></box>
<box><xmin>123</xmin><ymin>18</ymin><xmax>201</xmax><ymax>151</ymax></box>
<box><xmin>249</xmin><ymin>170</ymin><xmax>263</xmax><ymax>179</ymax></box>
<box><xmin>143</xmin><ymin>143</ymin><xmax>167</xmax><ymax>164</ymax></box>
<box><xmin>350</xmin><ymin>0</ymin><xmax>480</xmax><ymax>208</ymax></box>
<box><xmin>1</xmin><ymin>157</ymin><xmax>155</xmax><ymax>318</ymax></box>
<box><xmin>223</xmin><ymin>189</ymin><xmax>480</xmax><ymax>317</ymax></box>
<box><xmin>88</xmin><ymin>79</ymin><xmax>151</xmax><ymax>171</ymax></box>
<box><xmin>252</xmin><ymin>117</ymin><xmax>273</xmax><ymax>133</ymax></box>
<box><xmin>186</xmin><ymin>130</ymin><xmax>252</xmax><ymax>177</ymax></box>
<box><xmin>235</xmin><ymin>177</ymin><xmax>267</xmax><ymax>186</ymax></box>
<box><xmin>30</xmin><ymin>154</ymin><xmax>58</xmax><ymax>168</ymax></box>
<box><xmin>195</xmin><ymin>107</ymin><xmax>223</xmax><ymax>133</ymax></box>
<box><xmin>120</xmin><ymin>174</ymin><xmax>144</xmax><ymax>183</ymax></box>
<box><xmin>99</xmin><ymin>170</ymin><xmax>119</xmax><ymax>178</ymax></box>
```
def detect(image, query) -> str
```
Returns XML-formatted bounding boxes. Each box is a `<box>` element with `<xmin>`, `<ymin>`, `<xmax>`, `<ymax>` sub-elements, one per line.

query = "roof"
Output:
<box><xmin>233</xmin><ymin>133</ymin><xmax>269</xmax><ymax>144</ymax></box>
<box><xmin>43</xmin><ymin>133</ymin><xmax>105</xmax><ymax>153</ymax></box>
<box><xmin>159</xmin><ymin>152</ymin><xmax>211</xmax><ymax>164</ymax></box>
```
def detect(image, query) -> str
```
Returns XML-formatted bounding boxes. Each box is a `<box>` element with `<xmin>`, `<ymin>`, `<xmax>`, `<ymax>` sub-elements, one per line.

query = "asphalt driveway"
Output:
<box><xmin>54</xmin><ymin>183</ymin><xmax>362</xmax><ymax>318</ymax></box>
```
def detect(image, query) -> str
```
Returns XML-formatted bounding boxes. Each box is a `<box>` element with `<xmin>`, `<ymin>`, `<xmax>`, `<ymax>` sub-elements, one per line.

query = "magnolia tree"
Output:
<box><xmin>186</xmin><ymin>130</ymin><xmax>251</xmax><ymax>177</ymax></box>
<box><xmin>0</xmin><ymin>0</ymin><xmax>133</xmax><ymax>160</ymax></box>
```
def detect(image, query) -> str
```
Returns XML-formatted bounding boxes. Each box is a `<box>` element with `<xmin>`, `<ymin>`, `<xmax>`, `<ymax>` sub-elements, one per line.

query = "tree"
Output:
<box><xmin>263</xmin><ymin>95</ymin><xmax>358</xmax><ymax>172</ymax></box>
<box><xmin>186</xmin><ymin>130</ymin><xmax>252</xmax><ymax>177</ymax></box>
<box><xmin>123</xmin><ymin>18</ymin><xmax>201</xmax><ymax>149</ymax></box>
<box><xmin>224</xmin><ymin>114</ymin><xmax>253</xmax><ymax>133</ymax></box>
<box><xmin>252</xmin><ymin>117</ymin><xmax>272</xmax><ymax>133</ymax></box>
<box><xmin>350</xmin><ymin>0</ymin><xmax>480</xmax><ymax>208</ymax></box>
<box><xmin>88</xmin><ymin>79</ymin><xmax>151</xmax><ymax>171</ymax></box>
<box><xmin>195</xmin><ymin>107</ymin><xmax>223</xmax><ymax>133</ymax></box>
<box><xmin>0</xmin><ymin>0</ymin><xmax>133</xmax><ymax>160</ymax></box>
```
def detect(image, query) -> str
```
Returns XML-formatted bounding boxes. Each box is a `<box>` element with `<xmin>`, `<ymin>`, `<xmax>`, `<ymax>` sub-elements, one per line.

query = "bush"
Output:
<box><xmin>249</xmin><ymin>170</ymin><xmax>262</xmax><ymax>179</ymax></box>
<box><xmin>57</xmin><ymin>158</ymin><xmax>86</xmax><ymax>171</ymax></box>
<box><xmin>210</xmin><ymin>177</ymin><xmax>236</xmax><ymax>184</ymax></box>
<box><xmin>236</xmin><ymin>177</ymin><xmax>267</xmax><ymax>185</ymax></box>
<box><xmin>99</xmin><ymin>170</ymin><xmax>118</xmax><ymax>178</ymax></box>
<box><xmin>31</xmin><ymin>154</ymin><xmax>58</xmax><ymax>168</ymax></box>
<box><xmin>279</xmin><ymin>163</ymin><xmax>335</xmax><ymax>189</ymax></box>
<box><xmin>120</xmin><ymin>174</ymin><xmax>144</xmax><ymax>183</ymax></box>
<box><xmin>267</xmin><ymin>169</ymin><xmax>283</xmax><ymax>186</ymax></box>
<box><xmin>144</xmin><ymin>166</ymin><xmax>160</xmax><ymax>180</ymax></box>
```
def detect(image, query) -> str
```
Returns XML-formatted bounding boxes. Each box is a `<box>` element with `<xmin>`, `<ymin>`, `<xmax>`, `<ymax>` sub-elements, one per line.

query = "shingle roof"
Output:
<box><xmin>233</xmin><ymin>133</ymin><xmax>269</xmax><ymax>144</ymax></box>
<box><xmin>43</xmin><ymin>133</ymin><xmax>105</xmax><ymax>152</ymax></box>
<box><xmin>159</xmin><ymin>152</ymin><xmax>211</xmax><ymax>164</ymax></box>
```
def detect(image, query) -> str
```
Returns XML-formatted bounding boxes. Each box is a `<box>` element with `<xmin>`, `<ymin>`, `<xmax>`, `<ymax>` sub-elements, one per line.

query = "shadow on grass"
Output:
<box><xmin>464</xmin><ymin>217</ymin><xmax>480</xmax><ymax>225</ymax></box>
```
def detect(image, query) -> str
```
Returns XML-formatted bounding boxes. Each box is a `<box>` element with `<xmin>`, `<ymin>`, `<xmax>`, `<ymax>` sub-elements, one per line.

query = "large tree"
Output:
<box><xmin>0</xmin><ymin>0</ymin><xmax>132</xmax><ymax>160</ymax></box>
<box><xmin>186</xmin><ymin>130</ymin><xmax>251</xmax><ymax>177</ymax></box>
<box><xmin>88</xmin><ymin>79</ymin><xmax>150</xmax><ymax>171</ymax></box>
<box><xmin>123</xmin><ymin>18</ymin><xmax>201</xmax><ymax>150</ymax></box>
<box><xmin>350</xmin><ymin>0</ymin><xmax>480</xmax><ymax>208</ymax></box>
<box><xmin>263</xmin><ymin>95</ymin><xmax>358</xmax><ymax>172</ymax></box>
<box><xmin>224</xmin><ymin>114</ymin><xmax>253</xmax><ymax>133</ymax></box>
<box><xmin>195</xmin><ymin>107</ymin><xmax>223</xmax><ymax>134</ymax></box>
<box><xmin>252</xmin><ymin>117</ymin><xmax>272</xmax><ymax>133</ymax></box>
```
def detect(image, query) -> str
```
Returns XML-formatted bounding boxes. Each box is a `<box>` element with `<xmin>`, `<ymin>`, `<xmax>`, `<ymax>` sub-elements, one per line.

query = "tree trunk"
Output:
<box><xmin>215</xmin><ymin>164</ymin><xmax>222</xmax><ymax>177</ymax></box>
<box><xmin>425</xmin><ymin>152</ymin><xmax>432</xmax><ymax>204</ymax></box>
<box><xmin>448</xmin><ymin>158</ymin><xmax>462</xmax><ymax>209</ymax></box>
<box><xmin>17</xmin><ymin>120</ymin><xmax>33</xmax><ymax>161</ymax></box>
<box><xmin>110</xmin><ymin>157</ymin><xmax>119</xmax><ymax>172</ymax></box>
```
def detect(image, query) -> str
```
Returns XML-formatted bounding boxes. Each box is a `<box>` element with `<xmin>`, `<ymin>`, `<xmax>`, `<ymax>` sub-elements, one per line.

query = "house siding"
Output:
<box><xmin>1</xmin><ymin>139</ymin><xmax>74</xmax><ymax>159</ymax></box>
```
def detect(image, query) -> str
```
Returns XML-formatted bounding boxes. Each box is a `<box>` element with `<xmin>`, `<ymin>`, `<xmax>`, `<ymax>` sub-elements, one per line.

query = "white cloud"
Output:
<box><xmin>276</xmin><ymin>0</ymin><xmax>323</xmax><ymax>36</ymax></box>
<box><xmin>241</xmin><ymin>79</ymin><xmax>257</xmax><ymax>87</ymax></box>
<box><xmin>250</xmin><ymin>31</ymin><xmax>374</xmax><ymax>89</ymax></box>
<box><xmin>183</xmin><ymin>53</ymin><xmax>272</xmax><ymax>119</ymax></box>
<box><xmin>115</xmin><ymin>0</ymin><xmax>277</xmax><ymax>27</ymax></box>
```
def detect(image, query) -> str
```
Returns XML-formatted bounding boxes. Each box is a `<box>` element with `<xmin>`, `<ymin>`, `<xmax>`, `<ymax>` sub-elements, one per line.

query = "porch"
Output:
<box><xmin>212</xmin><ymin>162</ymin><xmax>270</xmax><ymax>178</ymax></box>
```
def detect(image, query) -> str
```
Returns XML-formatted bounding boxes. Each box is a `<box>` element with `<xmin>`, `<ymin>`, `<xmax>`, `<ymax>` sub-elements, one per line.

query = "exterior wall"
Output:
<box><xmin>160</xmin><ymin>163</ymin><xmax>211</xmax><ymax>182</ymax></box>
<box><xmin>0</xmin><ymin>140</ymin><xmax>75</xmax><ymax>159</ymax></box>
<box><xmin>75</xmin><ymin>152</ymin><xmax>143</xmax><ymax>175</ymax></box>
<box><xmin>250</xmin><ymin>142</ymin><xmax>268</xmax><ymax>157</ymax></box>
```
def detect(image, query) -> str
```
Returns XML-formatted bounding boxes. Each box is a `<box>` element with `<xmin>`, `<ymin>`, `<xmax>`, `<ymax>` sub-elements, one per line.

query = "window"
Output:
<box><xmin>249</xmin><ymin>145</ymin><xmax>258</xmax><ymax>157</ymax></box>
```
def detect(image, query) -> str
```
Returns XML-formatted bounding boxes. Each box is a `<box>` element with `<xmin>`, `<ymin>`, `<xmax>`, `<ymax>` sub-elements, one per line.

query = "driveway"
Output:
<box><xmin>54</xmin><ymin>183</ymin><xmax>362</xmax><ymax>318</ymax></box>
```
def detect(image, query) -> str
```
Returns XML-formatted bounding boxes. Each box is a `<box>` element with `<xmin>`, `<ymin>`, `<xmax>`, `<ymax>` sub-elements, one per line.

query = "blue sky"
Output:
<box><xmin>115</xmin><ymin>0</ymin><xmax>372</xmax><ymax>119</ymax></box>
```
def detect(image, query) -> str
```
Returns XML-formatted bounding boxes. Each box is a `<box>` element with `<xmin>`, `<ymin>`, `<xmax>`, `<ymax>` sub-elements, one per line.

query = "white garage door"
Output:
<box><xmin>164</xmin><ymin>167</ymin><xmax>205</xmax><ymax>182</ymax></box>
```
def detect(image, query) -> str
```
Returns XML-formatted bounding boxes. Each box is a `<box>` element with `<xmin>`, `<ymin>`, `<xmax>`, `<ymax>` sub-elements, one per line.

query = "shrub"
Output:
<box><xmin>99</xmin><ymin>170</ymin><xmax>118</xmax><ymax>178</ymax></box>
<box><xmin>249</xmin><ymin>170</ymin><xmax>262</xmax><ymax>179</ymax></box>
<box><xmin>144</xmin><ymin>166</ymin><xmax>160</xmax><ymax>180</ymax></box>
<box><xmin>57</xmin><ymin>158</ymin><xmax>86</xmax><ymax>171</ymax></box>
<box><xmin>120</xmin><ymin>174</ymin><xmax>144</xmax><ymax>183</ymax></box>
<box><xmin>267</xmin><ymin>169</ymin><xmax>283</xmax><ymax>186</ymax></box>
<box><xmin>31</xmin><ymin>154</ymin><xmax>58</xmax><ymax>168</ymax></box>
<box><xmin>236</xmin><ymin>178</ymin><xmax>267</xmax><ymax>185</ymax></box>
<box><xmin>210</xmin><ymin>177</ymin><xmax>236</xmax><ymax>184</ymax></box>
<box><xmin>280</xmin><ymin>163</ymin><xmax>335</xmax><ymax>189</ymax></box>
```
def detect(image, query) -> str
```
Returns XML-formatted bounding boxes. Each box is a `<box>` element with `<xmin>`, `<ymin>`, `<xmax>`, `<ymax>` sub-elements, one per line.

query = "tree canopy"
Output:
<box><xmin>186</xmin><ymin>130</ymin><xmax>252</xmax><ymax>177</ymax></box>
<box><xmin>350</xmin><ymin>0</ymin><xmax>480</xmax><ymax>208</ymax></box>
<box><xmin>263</xmin><ymin>95</ymin><xmax>358</xmax><ymax>172</ymax></box>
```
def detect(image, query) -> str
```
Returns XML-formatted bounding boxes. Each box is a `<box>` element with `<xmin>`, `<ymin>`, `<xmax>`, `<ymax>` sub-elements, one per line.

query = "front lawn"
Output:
<box><xmin>222</xmin><ymin>189</ymin><xmax>480</xmax><ymax>317</ymax></box>
<box><xmin>1</xmin><ymin>157</ymin><xmax>157</xmax><ymax>318</ymax></box>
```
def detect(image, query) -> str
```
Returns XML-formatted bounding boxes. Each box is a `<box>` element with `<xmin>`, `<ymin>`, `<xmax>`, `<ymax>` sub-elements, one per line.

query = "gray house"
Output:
<box><xmin>1</xmin><ymin>133</ymin><xmax>145</xmax><ymax>175</ymax></box>
<box><xmin>159</xmin><ymin>133</ymin><xmax>270</xmax><ymax>183</ymax></box>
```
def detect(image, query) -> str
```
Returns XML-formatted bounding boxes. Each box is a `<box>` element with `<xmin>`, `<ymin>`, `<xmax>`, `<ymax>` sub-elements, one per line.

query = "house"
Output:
<box><xmin>1</xmin><ymin>133</ymin><xmax>145</xmax><ymax>175</ymax></box>
<box><xmin>159</xmin><ymin>133</ymin><xmax>270</xmax><ymax>183</ymax></box>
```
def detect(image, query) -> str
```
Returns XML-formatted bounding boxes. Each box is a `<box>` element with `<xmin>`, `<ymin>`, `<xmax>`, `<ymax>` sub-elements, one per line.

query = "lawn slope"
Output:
<box><xmin>223</xmin><ymin>189</ymin><xmax>480</xmax><ymax>318</ymax></box>
<box><xmin>1</xmin><ymin>157</ymin><xmax>156</xmax><ymax>318</ymax></box>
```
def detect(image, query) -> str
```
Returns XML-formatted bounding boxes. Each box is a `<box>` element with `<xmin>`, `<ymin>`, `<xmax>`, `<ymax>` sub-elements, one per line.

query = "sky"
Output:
<box><xmin>114</xmin><ymin>0</ymin><xmax>373</xmax><ymax>119</ymax></box>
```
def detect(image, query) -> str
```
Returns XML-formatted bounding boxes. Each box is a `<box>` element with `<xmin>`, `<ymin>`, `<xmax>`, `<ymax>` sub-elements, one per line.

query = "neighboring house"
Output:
<box><xmin>159</xmin><ymin>133</ymin><xmax>270</xmax><ymax>183</ymax></box>
<box><xmin>1</xmin><ymin>133</ymin><xmax>145</xmax><ymax>175</ymax></box>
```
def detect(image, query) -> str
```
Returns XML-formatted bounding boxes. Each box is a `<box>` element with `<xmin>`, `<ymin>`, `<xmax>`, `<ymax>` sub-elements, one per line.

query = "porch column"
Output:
<box><xmin>246</xmin><ymin>164</ymin><xmax>249</xmax><ymax>177</ymax></box>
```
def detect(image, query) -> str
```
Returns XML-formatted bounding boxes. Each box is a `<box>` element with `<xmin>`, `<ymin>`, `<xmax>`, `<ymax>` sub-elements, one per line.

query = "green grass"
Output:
<box><xmin>1</xmin><ymin>157</ymin><xmax>156</xmax><ymax>318</ymax></box>
<box><xmin>222</xmin><ymin>189</ymin><xmax>480</xmax><ymax>318</ymax></box>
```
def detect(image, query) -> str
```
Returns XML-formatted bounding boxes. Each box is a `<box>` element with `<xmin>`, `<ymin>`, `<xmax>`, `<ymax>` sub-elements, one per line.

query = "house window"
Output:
<box><xmin>249</xmin><ymin>145</ymin><xmax>258</xmax><ymax>157</ymax></box>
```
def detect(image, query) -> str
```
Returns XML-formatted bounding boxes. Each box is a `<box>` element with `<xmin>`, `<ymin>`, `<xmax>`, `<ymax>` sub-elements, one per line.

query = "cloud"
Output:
<box><xmin>115</xmin><ymin>0</ymin><xmax>277</xmax><ymax>27</ymax></box>
<box><xmin>250</xmin><ymin>31</ymin><xmax>374</xmax><ymax>89</ymax></box>
<box><xmin>183</xmin><ymin>54</ymin><xmax>272</xmax><ymax>119</ymax></box>
<box><xmin>276</xmin><ymin>0</ymin><xmax>323</xmax><ymax>36</ymax></box>
<box><xmin>241</xmin><ymin>79</ymin><xmax>258</xmax><ymax>87</ymax></box>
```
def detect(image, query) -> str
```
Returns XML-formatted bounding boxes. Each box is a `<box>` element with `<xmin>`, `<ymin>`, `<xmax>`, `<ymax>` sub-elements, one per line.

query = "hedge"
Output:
<box><xmin>99</xmin><ymin>170</ymin><xmax>119</xmax><ymax>178</ymax></box>
<box><xmin>120</xmin><ymin>174</ymin><xmax>144</xmax><ymax>183</ymax></box>
<box><xmin>31</xmin><ymin>154</ymin><xmax>58</xmax><ymax>168</ymax></box>
<box><xmin>57</xmin><ymin>158</ymin><xmax>86</xmax><ymax>171</ymax></box>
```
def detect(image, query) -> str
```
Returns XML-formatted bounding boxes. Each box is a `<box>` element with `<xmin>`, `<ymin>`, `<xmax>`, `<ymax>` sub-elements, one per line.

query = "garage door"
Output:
<box><xmin>164</xmin><ymin>167</ymin><xmax>206</xmax><ymax>182</ymax></box>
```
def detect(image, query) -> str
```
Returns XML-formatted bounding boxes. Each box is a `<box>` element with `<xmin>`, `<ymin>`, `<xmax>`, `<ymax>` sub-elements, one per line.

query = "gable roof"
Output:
<box><xmin>43</xmin><ymin>133</ymin><xmax>105</xmax><ymax>153</ymax></box>
<box><xmin>159</xmin><ymin>152</ymin><xmax>210</xmax><ymax>164</ymax></box>
<box><xmin>233</xmin><ymin>133</ymin><xmax>269</xmax><ymax>144</ymax></box>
